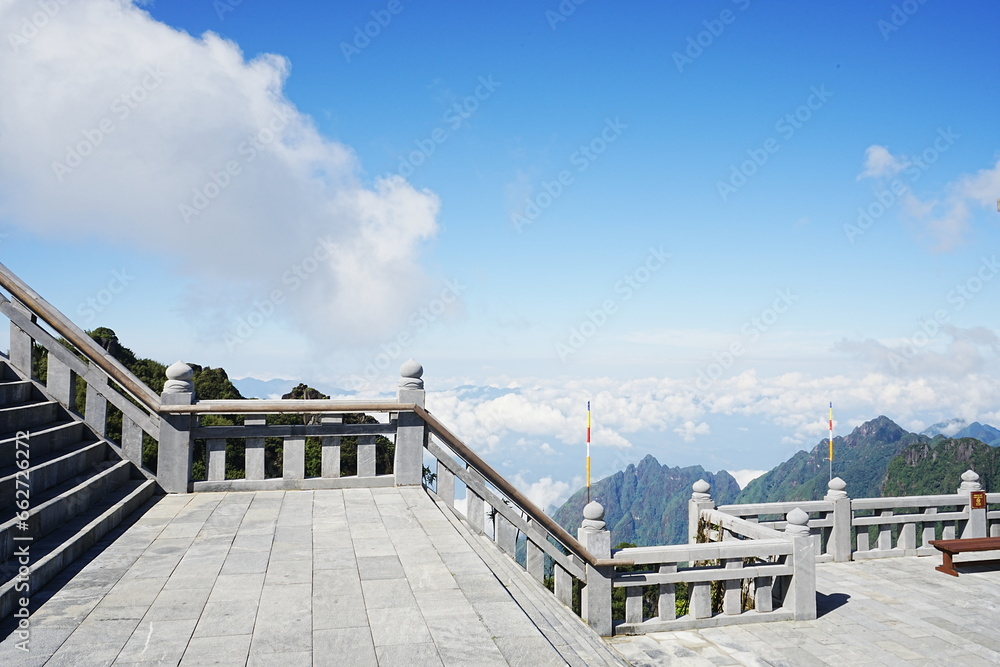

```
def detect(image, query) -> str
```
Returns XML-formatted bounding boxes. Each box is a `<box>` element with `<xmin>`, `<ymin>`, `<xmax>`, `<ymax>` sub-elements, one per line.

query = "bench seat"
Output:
<box><xmin>929</xmin><ymin>537</ymin><xmax>1000</xmax><ymax>576</ymax></box>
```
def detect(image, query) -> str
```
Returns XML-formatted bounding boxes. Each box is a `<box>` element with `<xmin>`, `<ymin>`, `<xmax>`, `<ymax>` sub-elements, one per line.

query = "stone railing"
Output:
<box><xmin>599</xmin><ymin>502</ymin><xmax>815</xmax><ymax>635</ymax></box>
<box><xmin>712</xmin><ymin>472</ymin><xmax>994</xmax><ymax>562</ymax></box>
<box><xmin>0</xmin><ymin>262</ymin><xmax>162</xmax><ymax>477</ymax></box>
<box><xmin>417</xmin><ymin>392</ymin><xmax>614</xmax><ymax>627</ymax></box>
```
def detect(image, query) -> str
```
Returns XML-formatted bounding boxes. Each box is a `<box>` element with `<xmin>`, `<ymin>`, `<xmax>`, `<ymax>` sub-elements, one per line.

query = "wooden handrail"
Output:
<box><xmin>160</xmin><ymin>400</ymin><xmax>416</xmax><ymax>414</ymax></box>
<box><xmin>0</xmin><ymin>261</ymin><xmax>161</xmax><ymax>412</ymax></box>
<box><xmin>414</xmin><ymin>405</ymin><xmax>626</xmax><ymax>568</ymax></box>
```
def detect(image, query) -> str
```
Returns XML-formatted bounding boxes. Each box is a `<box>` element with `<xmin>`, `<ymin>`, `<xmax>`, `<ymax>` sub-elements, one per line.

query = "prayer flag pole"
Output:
<box><xmin>586</xmin><ymin>401</ymin><xmax>591</xmax><ymax>504</ymax></box>
<box><xmin>828</xmin><ymin>402</ymin><xmax>834</xmax><ymax>481</ymax></box>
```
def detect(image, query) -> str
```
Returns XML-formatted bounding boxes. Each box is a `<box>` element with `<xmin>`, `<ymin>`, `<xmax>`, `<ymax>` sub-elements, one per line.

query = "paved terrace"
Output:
<box><xmin>610</xmin><ymin>555</ymin><xmax>1000</xmax><ymax>666</ymax></box>
<box><xmin>0</xmin><ymin>487</ymin><xmax>626</xmax><ymax>666</ymax></box>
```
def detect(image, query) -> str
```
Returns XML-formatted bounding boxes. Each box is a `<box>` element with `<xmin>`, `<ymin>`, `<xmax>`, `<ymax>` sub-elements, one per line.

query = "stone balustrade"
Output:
<box><xmin>713</xmin><ymin>473</ymin><xmax>995</xmax><ymax>562</ymax></box>
<box><xmin>2</xmin><ymin>292</ymin><xmax>163</xmax><ymax>477</ymax></box>
<box><xmin>587</xmin><ymin>483</ymin><xmax>817</xmax><ymax>635</ymax></box>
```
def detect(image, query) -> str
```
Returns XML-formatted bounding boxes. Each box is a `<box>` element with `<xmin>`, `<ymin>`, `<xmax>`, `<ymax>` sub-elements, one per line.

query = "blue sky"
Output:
<box><xmin>2</xmin><ymin>1</ymin><xmax>999</xmax><ymax>508</ymax></box>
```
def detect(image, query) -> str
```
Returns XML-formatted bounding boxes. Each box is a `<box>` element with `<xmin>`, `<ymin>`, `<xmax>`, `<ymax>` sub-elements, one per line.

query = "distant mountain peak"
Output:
<box><xmin>921</xmin><ymin>418</ymin><xmax>968</xmax><ymax>438</ymax></box>
<box><xmin>845</xmin><ymin>415</ymin><xmax>906</xmax><ymax>447</ymax></box>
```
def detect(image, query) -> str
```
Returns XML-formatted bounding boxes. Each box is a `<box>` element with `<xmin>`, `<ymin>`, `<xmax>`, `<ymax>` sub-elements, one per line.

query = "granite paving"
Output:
<box><xmin>0</xmin><ymin>487</ymin><xmax>583</xmax><ymax>666</ymax></box>
<box><xmin>608</xmin><ymin>555</ymin><xmax>1000</xmax><ymax>666</ymax></box>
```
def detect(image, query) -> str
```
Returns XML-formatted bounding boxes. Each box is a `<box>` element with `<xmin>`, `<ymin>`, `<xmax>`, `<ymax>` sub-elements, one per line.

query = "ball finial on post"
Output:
<box><xmin>959</xmin><ymin>469</ymin><xmax>982</xmax><ymax>493</ymax></box>
<box><xmin>826</xmin><ymin>476</ymin><xmax>847</xmax><ymax>500</ymax></box>
<box><xmin>785</xmin><ymin>507</ymin><xmax>811</xmax><ymax>537</ymax></box>
<box><xmin>691</xmin><ymin>479</ymin><xmax>711</xmax><ymax>501</ymax></box>
<box><xmin>399</xmin><ymin>359</ymin><xmax>424</xmax><ymax>389</ymax></box>
<box><xmin>581</xmin><ymin>501</ymin><xmax>606</xmax><ymax>532</ymax></box>
<box><xmin>163</xmin><ymin>361</ymin><xmax>194</xmax><ymax>394</ymax></box>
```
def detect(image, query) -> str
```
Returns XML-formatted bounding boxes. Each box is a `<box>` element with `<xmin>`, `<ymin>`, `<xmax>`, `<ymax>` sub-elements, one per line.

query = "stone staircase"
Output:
<box><xmin>0</xmin><ymin>358</ymin><xmax>157</xmax><ymax>618</ymax></box>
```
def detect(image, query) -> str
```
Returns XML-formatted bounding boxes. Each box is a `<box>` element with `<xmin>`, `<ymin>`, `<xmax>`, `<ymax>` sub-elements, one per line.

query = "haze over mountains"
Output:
<box><xmin>554</xmin><ymin>415</ymin><xmax>1000</xmax><ymax>548</ymax></box>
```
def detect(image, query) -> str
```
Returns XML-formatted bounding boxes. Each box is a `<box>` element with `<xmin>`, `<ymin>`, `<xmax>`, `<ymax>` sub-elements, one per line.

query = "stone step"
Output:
<box><xmin>0</xmin><ymin>361</ymin><xmax>21</xmax><ymax>384</ymax></box>
<box><xmin>0</xmin><ymin>459</ymin><xmax>133</xmax><ymax>562</ymax></box>
<box><xmin>0</xmin><ymin>440</ymin><xmax>111</xmax><ymax>510</ymax></box>
<box><xmin>0</xmin><ymin>380</ymin><xmax>37</xmax><ymax>409</ymax></box>
<box><xmin>0</xmin><ymin>400</ymin><xmax>61</xmax><ymax>435</ymax></box>
<box><xmin>0</xmin><ymin>477</ymin><xmax>158</xmax><ymax>619</ymax></box>
<box><xmin>0</xmin><ymin>420</ymin><xmax>89</xmax><ymax>469</ymax></box>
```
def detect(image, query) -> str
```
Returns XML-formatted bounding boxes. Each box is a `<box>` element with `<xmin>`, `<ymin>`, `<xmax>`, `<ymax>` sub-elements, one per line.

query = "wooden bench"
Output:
<box><xmin>929</xmin><ymin>537</ymin><xmax>1000</xmax><ymax>576</ymax></box>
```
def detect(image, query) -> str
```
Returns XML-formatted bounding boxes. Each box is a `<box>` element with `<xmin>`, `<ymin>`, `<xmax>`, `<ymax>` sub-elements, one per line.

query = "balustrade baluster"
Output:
<box><xmin>658</xmin><ymin>564</ymin><xmax>676</xmax><ymax>621</ymax></box>
<box><xmin>943</xmin><ymin>521</ymin><xmax>956</xmax><ymax>540</ymax></box>
<box><xmin>244</xmin><ymin>416</ymin><xmax>265</xmax><ymax>481</ymax></box>
<box><xmin>723</xmin><ymin>558</ymin><xmax>742</xmax><ymax>615</ymax></box>
<box><xmin>899</xmin><ymin>522</ymin><xmax>916</xmax><ymax>551</ymax></box>
<box><xmin>689</xmin><ymin>581</ymin><xmax>711</xmax><ymax>619</ymax></box>
<box><xmin>526</xmin><ymin>520</ymin><xmax>545</xmax><ymax>584</ymax></box>
<box><xmin>122</xmin><ymin>416</ymin><xmax>143</xmax><ymax>466</ymax></box>
<box><xmin>358</xmin><ymin>434</ymin><xmax>376</xmax><ymax>478</ymax></box>
<box><xmin>437</xmin><ymin>460</ymin><xmax>455</xmax><ymax>506</ymax></box>
<box><xmin>878</xmin><ymin>510</ymin><xmax>892</xmax><ymax>550</ymax></box>
<box><xmin>207</xmin><ymin>438</ymin><xmax>226</xmax><ymax>481</ymax></box>
<box><xmin>921</xmin><ymin>507</ymin><xmax>936</xmax><ymax>547</ymax></box>
<box><xmin>85</xmin><ymin>380</ymin><xmax>108</xmax><ymax>436</ymax></box>
<box><xmin>8</xmin><ymin>304</ymin><xmax>32</xmax><ymax>375</ymax></box>
<box><xmin>554</xmin><ymin>564</ymin><xmax>573</xmax><ymax>608</ymax></box>
<box><xmin>496</xmin><ymin>511</ymin><xmax>517</xmax><ymax>557</ymax></box>
<box><xmin>625</xmin><ymin>586</ymin><xmax>643</xmax><ymax>624</ymax></box>
<box><xmin>320</xmin><ymin>415</ymin><xmax>341</xmax><ymax>478</ymax></box>
<box><xmin>754</xmin><ymin>576</ymin><xmax>773</xmax><ymax>612</ymax></box>
<box><xmin>46</xmin><ymin>354</ymin><xmax>75</xmax><ymax>409</ymax></box>
<box><xmin>284</xmin><ymin>436</ymin><xmax>305</xmax><ymax>480</ymax></box>
<box><xmin>466</xmin><ymin>466</ymin><xmax>485</xmax><ymax>533</ymax></box>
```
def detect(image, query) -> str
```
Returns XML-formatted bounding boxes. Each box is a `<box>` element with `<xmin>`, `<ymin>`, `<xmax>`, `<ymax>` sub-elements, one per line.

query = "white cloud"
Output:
<box><xmin>729</xmin><ymin>469</ymin><xmax>767</xmax><ymax>489</ymax></box>
<box><xmin>834</xmin><ymin>326</ymin><xmax>999</xmax><ymax>379</ymax></box>
<box><xmin>418</xmin><ymin>363</ymin><xmax>1000</xmax><ymax>480</ymax></box>
<box><xmin>673</xmin><ymin>420</ymin><xmax>710</xmax><ymax>443</ymax></box>
<box><xmin>896</xmin><ymin>158</ymin><xmax>1000</xmax><ymax>252</ymax></box>
<box><xmin>512</xmin><ymin>474</ymin><xmax>574</xmax><ymax>513</ymax></box>
<box><xmin>858</xmin><ymin>145</ymin><xmax>909</xmax><ymax>180</ymax></box>
<box><xmin>0</xmin><ymin>0</ymin><xmax>439</xmax><ymax>345</ymax></box>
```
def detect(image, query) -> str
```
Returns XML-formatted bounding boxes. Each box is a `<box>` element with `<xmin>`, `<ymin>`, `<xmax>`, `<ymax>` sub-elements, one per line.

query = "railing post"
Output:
<box><xmin>959</xmin><ymin>470</ymin><xmax>986</xmax><ymax>539</ymax></box>
<box><xmin>825</xmin><ymin>476</ymin><xmax>852</xmax><ymax>562</ymax></box>
<box><xmin>45</xmin><ymin>354</ymin><xmax>75</xmax><ymax>411</ymax></box>
<box><xmin>394</xmin><ymin>359</ymin><xmax>426</xmax><ymax>486</ymax></box>
<box><xmin>785</xmin><ymin>508</ymin><xmax>817</xmax><ymax>621</ymax></box>
<box><xmin>689</xmin><ymin>479</ymin><xmax>714</xmax><ymax>543</ymax></box>
<box><xmin>578</xmin><ymin>501</ymin><xmax>612</xmax><ymax>636</ymax></box>
<box><xmin>8</xmin><ymin>299</ymin><xmax>33</xmax><ymax>377</ymax></box>
<box><xmin>157</xmin><ymin>361</ymin><xmax>194</xmax><ymax>494</ymax></box>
